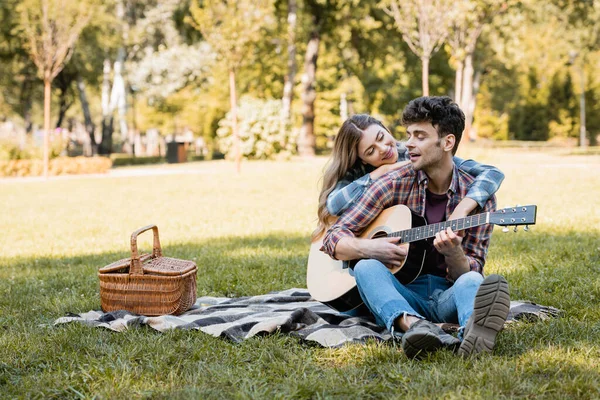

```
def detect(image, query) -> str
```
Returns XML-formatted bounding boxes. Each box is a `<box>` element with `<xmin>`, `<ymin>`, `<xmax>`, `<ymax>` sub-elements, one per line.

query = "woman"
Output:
<box><xmin>313</xmin><ymin>114</ymin><xmax>504</xmax><ymax>240</ymax></box>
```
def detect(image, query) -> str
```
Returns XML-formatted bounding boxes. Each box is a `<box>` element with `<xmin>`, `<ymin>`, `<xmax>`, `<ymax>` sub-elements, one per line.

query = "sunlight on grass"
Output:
<box><xmin>1</xmin><ymin>149</ymin><xmax>600</xmax><ymax>398</ymax></box>
<box><xmin>316</xmin><ymin>341</ymin><xmax>402</xmax><ymax>368</ymax></box>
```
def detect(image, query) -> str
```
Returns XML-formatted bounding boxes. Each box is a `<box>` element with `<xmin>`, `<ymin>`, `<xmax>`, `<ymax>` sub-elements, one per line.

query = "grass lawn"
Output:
<box><xmin>1</xmin><ymin>147</ymin><xmax>600</xmax><ymax>399</ymax></box>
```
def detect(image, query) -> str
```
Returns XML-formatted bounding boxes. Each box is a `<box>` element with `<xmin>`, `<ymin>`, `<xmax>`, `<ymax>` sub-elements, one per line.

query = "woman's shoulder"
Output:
<box><xmin>375</xmin><ymin>162</ymin><xmax>415</xmax><ymax>185</ymax></box>
<box><xmin>343</xmin><ymin>163</ymin><xmax>373</xmax><ymax>181</ymax></box>
<box><xmin>390</xmin><ymin>162</ymin><xmax>415</xmax><ymax>178</ymax></box>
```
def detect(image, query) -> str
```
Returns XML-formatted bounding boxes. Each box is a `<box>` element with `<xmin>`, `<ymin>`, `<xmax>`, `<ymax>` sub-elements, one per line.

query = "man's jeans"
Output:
<box><xmin>352</xmin><ymin>259</ymin><xmax>483</xmax><ymax>332</ymax></box>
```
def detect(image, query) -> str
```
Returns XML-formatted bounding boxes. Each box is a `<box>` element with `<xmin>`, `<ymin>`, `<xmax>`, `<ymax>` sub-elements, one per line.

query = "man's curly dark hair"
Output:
<box><xmin>401</xmin><ymin>96</ymin><xmax>465</xmax><ymax>155</ymax></box>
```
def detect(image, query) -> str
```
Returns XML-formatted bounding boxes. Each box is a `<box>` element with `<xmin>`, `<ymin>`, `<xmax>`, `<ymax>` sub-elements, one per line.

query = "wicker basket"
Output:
<box><xmin>98</xmin><ymin>225</ymin><xmax>197</xmax><ymax>316</ymax></box>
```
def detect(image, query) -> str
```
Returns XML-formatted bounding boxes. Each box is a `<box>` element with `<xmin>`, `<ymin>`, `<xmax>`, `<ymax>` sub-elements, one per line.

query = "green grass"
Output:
<box><xmin>1</xmin><ymin>148</ymin><xmax>600</xmax><ymax>399</ymax></box>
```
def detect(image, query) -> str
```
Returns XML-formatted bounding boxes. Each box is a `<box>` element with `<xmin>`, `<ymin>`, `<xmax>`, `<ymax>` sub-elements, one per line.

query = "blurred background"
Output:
<box><xmin>0</xmin><ymin>0</ymin><xmax>598</xmax><ymax>177</ymax></box>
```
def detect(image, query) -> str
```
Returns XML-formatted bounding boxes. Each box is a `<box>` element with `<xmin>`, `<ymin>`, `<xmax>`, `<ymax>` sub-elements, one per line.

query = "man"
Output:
<box><xmin>321</xmin><ymin>96</ymin><xmax>510</xmax><ymax>359</ymax></box>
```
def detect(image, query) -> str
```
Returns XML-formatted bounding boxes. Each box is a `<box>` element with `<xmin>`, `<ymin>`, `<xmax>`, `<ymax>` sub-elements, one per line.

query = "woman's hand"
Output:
<box><xmin>369</xmin><ymin>160</ymin><xmax>410</xmax><ymax>180</ymax></box>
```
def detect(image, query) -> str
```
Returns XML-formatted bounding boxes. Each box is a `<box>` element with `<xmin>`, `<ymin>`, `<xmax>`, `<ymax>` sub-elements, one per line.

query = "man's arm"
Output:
<box><xmin>321</xmin><ymin>175</ymin><xmax>408</xmax><ymax>268</ymax></box>
<box><xmin>334</xmin><ymin>236</ymin><xmax>407</xmax><ymax>268</ymax></box>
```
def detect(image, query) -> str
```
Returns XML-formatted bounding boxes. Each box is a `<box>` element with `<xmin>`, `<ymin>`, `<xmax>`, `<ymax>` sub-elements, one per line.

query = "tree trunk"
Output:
<box><xmin>421</xmin><ymin>56</ymin><xmax>430</xmax><ymax>96</ymax></box>
<box><xmin>461</xmin><ymin>53</ymin><xmax>475</xmax><ymax>141</ymax></box>
<box><xmin>20</xmin><ymin>78</ymin><xmax>33</xmax><ymax>134</ymax></box>
<box><xmin>465</xmin><ymin>65</ymin><xmax>480</xmax><ymax>142</ymax></box>
<box><xmin>281</xmin><ymin>0</ymin><xmax>297</xmax><ymax>134</ymax></box>
<box><xmin>455</xmin><ymin>59</ymin><xmax>463</xmax><ymax>108</ymax></box>
<box><xmin>298</xmin><ymin>30</ymin><xmax>319</xmax><ymax>158</ymax></box>
<box><xmin>100</xmin><ymin>117</ymin><xmax>114</xmax><ymax>155</ymax></box>
<box><xmin>77</xmin><ymin>75</ymin><xmax>97</xmax><ymax>155</ymax></box>
<box><xmin>43</xmin><ymin>78</ymin><xmax>51</xmax><ymax>178</ymax></box>
<box><xmin>99</xmin><ymin>59</ymin><xmax>112</xmax><ymax>155</ymax></box>
<box><xmin>55</xmin><ymin>88</ymin><xmax>72</xmax><ymax>128</ymax></box>
<box><xmin>578</xmin><ymin>63</ymin><xmax>586</xmax><ymax>147</ymax></box>
<box><xmin>54</xmin><ymin>71</ymin><xmax>75</xmax><ymax>128</ymax></box>
<box><xmin>340</xmin><ymin>92</ymin><xmax>348</xmax><ymax>121</ymax></box>
<box><xmin>111</xmin><ymin>55</ymin><xmax>129</xmax><ymax>153</ymax></box>
<box><xmin>229</xmin><ymin>68</ymin><xmax>241</xmax><ymax>173</ymax></box>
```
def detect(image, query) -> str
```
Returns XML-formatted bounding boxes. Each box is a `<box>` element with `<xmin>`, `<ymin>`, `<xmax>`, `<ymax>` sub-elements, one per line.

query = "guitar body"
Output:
<box><xmin>306</xmin><ymin>205</ymin><xmax>429</xmax><ymax>312</ymax></box>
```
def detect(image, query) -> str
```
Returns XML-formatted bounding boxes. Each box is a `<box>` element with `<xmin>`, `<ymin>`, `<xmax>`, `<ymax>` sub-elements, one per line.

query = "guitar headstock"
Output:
<box><xmin>490</xmin><ymin>205</ymin><xmax>537</xmax><ymax>229</ymax></box>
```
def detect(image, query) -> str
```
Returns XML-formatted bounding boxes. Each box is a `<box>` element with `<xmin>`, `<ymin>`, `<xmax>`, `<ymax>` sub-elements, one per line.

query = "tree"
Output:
<box><xmin>281</xmin><ymin>0</ymin><xmax>297</xmax><ymax>136</ymax></box>
<box><xmin>562</xmin><ymin>0</ymin><xmax>600</xmax><ymax>147</ymax></box>
<box><xmin>188</xmin><ymin>0</ymin><xmax>274</xmax><ymax>172</ymax></box>
<box><xmin>298</xmin><ymin>2</ymin><xmax>321</xmax><ymax>158</ymax></box>
<box><xmin>446</xmin><ymin>0</ymin><xmax>509</xmax><ymax>140</ymax></box>
<box><xmin>17</xmin><ymin>0</ymin><xmax>92</xmax><ymax>177</ymax></box>
<box><xmin>1</xmin><ymin>0</ymin><xmax>42</xmax><ymax>133</ymax></box>
<box><xmin>380</xmin><ymin>0</ymin><xmax>452</xmax><ymax>96</ymax></box>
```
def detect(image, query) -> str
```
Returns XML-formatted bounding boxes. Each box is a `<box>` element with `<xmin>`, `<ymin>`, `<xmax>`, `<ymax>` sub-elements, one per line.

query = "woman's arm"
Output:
<box><xmin>326</xmin><ymin>175</ymin><xmax>372</xmax><ymax>216</ymax></box>
<box><xmin>449</xmin><ymin>157</ymin><xmax>505</xmax><ymax>219</ymax></box>
<box><xmin>326</xmin><ymin>161</ymin><xmax>410</xmax><ymax>216</ymax></box>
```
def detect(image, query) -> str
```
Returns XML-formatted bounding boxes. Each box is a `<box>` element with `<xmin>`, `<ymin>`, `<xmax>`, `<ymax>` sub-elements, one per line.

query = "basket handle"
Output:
<box><xmin>130</xmin><ymin>224</ymin><xmax>163</xmax><ymax>275</ymax></box>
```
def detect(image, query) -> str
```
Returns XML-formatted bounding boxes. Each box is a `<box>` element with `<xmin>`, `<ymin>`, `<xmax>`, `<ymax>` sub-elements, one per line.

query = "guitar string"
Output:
<box><xmin>389</xmin><ymin>213</ymin><xmax>488</xmax><ymax>243</ymax></box>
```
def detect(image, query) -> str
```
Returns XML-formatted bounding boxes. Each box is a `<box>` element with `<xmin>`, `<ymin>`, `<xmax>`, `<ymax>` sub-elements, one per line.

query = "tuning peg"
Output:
<box><xmin>502</xmin><ymin>227</ymin><xmax>509</xmax><ymax>233</ymax></box>
<box><xmin>513</xmin><ymin>226</ymin><xmax>518</xmax><ymax>232</ymax></box>
<box><xmin>524</xmin><ymin>225</ymin><xmax>530</xmax><ymax>232</ymax></box>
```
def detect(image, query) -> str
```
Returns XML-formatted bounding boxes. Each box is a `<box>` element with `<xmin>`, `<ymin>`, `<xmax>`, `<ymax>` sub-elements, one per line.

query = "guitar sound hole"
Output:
<box><xmin>371</xmin><ymin>231</ymin><xmax>388</xmax><ymax>239</ymax></box>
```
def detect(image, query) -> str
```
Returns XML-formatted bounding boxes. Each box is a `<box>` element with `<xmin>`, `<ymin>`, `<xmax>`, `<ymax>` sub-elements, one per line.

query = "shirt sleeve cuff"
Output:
<box><xmin>320</xmin><ymin>228</ymin><xmax>354</xmax><ymax>260</ymax></box>
<box><xmin>356</xmin><ymin>174</ymin><xmax>372</xmax><ymax>187</ymax></box>
<box><xmin>467</xmin><ymin>256</ymin><xmax>483</xmax><ymax>274</ymax></box>
<box><xmin>465</xmin><ymin>192</ymin><xmax>487</xmax><ymax>209</ymax></box>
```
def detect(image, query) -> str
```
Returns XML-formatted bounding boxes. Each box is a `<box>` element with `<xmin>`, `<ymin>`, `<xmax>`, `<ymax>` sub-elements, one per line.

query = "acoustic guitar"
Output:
<box><xmin>306</xmin><ymin>204</ymin><xmax>537</xmax><ymax>312</ymax></box>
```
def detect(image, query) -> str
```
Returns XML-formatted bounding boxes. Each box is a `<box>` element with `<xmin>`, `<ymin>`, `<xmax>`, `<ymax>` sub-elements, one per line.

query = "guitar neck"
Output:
<box><xmin>388</xmin><ymin>213</ymin><xmax>490</xmax><ymax>243</ymax></box>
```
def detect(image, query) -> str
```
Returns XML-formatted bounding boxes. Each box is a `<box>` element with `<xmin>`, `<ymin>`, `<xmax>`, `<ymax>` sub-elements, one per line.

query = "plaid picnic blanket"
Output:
<box><xmin>54</xmin><ymin>288</ymin><xmax>561</xmax><ymax>348</ymax></box>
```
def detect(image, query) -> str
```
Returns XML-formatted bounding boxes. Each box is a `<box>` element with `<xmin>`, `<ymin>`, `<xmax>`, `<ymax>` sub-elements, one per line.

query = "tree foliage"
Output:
<box><xmin>1</xmin><ymin>0</ymin><xmax>600</xmax><ymax>158</ymax></box>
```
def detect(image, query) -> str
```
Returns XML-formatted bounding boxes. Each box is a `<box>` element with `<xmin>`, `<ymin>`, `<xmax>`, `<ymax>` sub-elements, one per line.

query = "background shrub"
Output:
<box><xmin>0</xmin><ymin>136</ymin><xmax>67</xmax><ymax>161</ymax></box>
<box><xmin>110</xmin><ymin>154</ymin><xmax>165</xmax><ymax>167</ymax></box>
<box><xmin>0</xmin><ymin>156</ymin><xmax>112</xmax><ymax>177</ymax></box>
<box><xmin>216</xmin><ymin>97</ymin><xmax>297</xmax><ymax>160</ymax></box>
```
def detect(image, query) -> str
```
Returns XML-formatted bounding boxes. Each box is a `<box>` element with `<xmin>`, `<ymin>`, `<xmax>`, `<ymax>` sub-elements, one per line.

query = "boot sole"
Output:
<box><xmin>458</xmin><ymin>274</ymin><xmax>510</xmax><ymax>357</ymax></box>
<box><xmin>402</xmin><ymin>331</ymin><xmax>444</xmax><ymax>359</ymax></box>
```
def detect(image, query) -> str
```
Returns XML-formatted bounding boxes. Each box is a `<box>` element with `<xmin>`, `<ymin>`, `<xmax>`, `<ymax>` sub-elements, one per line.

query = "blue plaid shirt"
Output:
<box><xmin>326</xmin><ymin>142</ymin><xmax>504</xmax><ymax>216</ymax></box>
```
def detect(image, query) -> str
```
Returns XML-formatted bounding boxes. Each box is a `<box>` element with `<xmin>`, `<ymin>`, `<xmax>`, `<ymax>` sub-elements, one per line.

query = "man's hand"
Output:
<box><xmin>434</xmin><ymin>227</ymin><xmax>470</xmax><ymax>280</ymax></box>
<box><xmin>434</xmin><ymin>227</ymin><xmax>464</xmax><ymax>257</ymax></box>
<box><xmin>363</xmin><ymin>237</ymin><xmax>408</xmax><ymax>269</ymax></box>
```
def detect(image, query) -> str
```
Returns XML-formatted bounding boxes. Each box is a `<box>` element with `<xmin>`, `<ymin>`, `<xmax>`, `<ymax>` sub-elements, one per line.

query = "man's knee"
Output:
<box><xmin>352</xmin><ymin>259</ymin><xmax>387</xmax><ymax>281</ymax></box>
<box><xmin>454</xmin><ymin>271</ymin><xmax>484</xmax><ymax>291</ymax></box>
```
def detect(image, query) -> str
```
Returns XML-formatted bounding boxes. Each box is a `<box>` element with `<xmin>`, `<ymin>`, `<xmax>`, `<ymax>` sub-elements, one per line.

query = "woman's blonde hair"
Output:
<box><xmin>312</xmin><ymin>114</ymin><xmax>390</xmax><ymax>241</ymax></box>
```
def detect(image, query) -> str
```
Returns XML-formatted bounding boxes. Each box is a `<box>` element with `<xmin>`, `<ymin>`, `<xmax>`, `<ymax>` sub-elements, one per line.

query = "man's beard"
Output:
<box><xmin>413</xmin><ymin>141</ymin><xmax>444</xmax><ymax>172</ymax></box>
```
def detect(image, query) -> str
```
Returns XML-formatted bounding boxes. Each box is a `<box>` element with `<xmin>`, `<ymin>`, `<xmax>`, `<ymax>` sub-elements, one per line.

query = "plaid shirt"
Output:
<box><xmin>325</xmin><ymin>141</ymin><xmax>504</xmax><ymax>217</ymax></box>
<box><xmin>321</xmin><ymin>163</ymin><xmax>497</xmax><ymax>276</ymax></box>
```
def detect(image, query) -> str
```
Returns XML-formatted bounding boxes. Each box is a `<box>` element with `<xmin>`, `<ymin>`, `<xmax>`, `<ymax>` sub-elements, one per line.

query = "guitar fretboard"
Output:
<box><xmin>388</xmin><ymin>213</ymin><xmax>489</xmax><ymax>243</ymax></box>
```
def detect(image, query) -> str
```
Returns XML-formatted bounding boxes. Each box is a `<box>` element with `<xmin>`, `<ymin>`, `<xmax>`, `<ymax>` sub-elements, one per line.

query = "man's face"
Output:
<box><xmin>405</xmin><ymin>122</ymin><xmax>450</xmax><ymax>171</ymax></box>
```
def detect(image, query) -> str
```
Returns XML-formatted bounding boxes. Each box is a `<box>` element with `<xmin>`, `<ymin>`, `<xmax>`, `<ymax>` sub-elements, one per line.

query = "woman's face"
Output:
<box><xmin>356</xmin><ymin>124</ymin><xmax>398</xmax><ymax>167</ymax></box>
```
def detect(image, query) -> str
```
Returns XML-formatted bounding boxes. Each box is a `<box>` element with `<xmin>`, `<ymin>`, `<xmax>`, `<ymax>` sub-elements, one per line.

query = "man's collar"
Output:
<box><xmin>417</xmin><ymin>169</ymin><xmax>428</xmax><ymax>185</ymax></box>
<box><xmin>448</xmin><ymin>164</ymin><xmax>460</xmax><ymax>194</ymax></box>
<box><xmin>417</xmin><ymin>164</ymin><xmax>460</xmax><ymax>194</ymax></box>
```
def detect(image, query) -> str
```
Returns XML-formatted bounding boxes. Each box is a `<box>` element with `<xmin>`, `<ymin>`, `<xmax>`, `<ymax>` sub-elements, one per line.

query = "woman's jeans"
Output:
<box><xmin>352</xmin><ymin>259</ymin><xmax>484</xmax><ymax>332</ymax></box>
